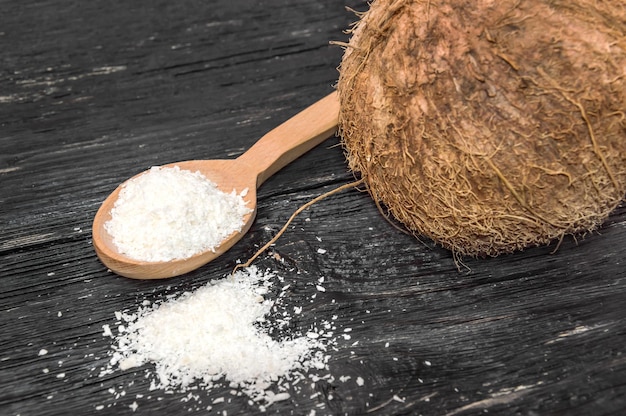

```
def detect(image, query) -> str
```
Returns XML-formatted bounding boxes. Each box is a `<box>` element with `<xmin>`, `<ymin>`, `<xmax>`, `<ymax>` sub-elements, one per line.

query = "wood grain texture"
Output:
<box><xmin>1</xmin><ymin>1</ymin><xmax>625</xmax><ymax>415</ymax></box>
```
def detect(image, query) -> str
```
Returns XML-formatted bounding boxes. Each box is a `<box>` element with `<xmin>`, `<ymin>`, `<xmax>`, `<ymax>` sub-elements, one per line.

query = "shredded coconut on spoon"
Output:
<box><xmin>104</xmin><ymin>165</ymin><xmax>251</xmax><ymax>262</ymax></box>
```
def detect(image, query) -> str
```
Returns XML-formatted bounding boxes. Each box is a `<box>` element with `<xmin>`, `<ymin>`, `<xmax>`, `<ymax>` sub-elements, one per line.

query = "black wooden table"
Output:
<box><xmin>2</xmin><ymin>1</ymin><xmax>625</xmax><ymax>415</ymax></box>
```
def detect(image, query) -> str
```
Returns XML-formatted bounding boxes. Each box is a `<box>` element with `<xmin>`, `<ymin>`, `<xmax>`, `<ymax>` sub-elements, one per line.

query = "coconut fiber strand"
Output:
<box><xmin>337</xmin><ymin>0</ymin><xmax>626</xmax><ymax>256</ymax></box>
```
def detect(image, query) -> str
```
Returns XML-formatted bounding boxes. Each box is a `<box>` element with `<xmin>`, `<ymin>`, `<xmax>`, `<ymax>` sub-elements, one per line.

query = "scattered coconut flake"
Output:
<box><xmin>105</xmin><ymin>165</ymin><xmax>251</xmax><ymax>262</ymax></box>
<box><xmin>265</xmin><ymin>391</ymin><xmax>291</xmax><ymax>405</ymax></box>
<box><xmin>102</xmin><ymin>324</ymin><xmax>113</xmax><ymax>338</ymax></box>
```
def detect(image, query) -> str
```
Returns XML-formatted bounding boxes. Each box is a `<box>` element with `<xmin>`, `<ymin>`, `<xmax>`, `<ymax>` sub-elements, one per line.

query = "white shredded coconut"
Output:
<box><xmin>102</xmin><ymin>266</ymin><xmax>334</xmax><ymax>406</ymax></box>
<box><xmin>105</xmin><ymin>165</ymin><xmax>251</xmax><ymax>262</ymax></box>
<box><xmin>102</xmin><ymin>324</ymin><xmax>113</xmax><ymax>338</ymax></box>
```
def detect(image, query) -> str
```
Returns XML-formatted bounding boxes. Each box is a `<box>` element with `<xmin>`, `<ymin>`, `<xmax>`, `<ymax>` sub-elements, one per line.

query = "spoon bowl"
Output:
<box><xmin>92</xmin><ymin>92</ymin><xmax>339</xmax><ymax>279</ymax></box>
<box><xmin>92</xmin><ymin>159</ymin><xmax>258</xmax><ymax>279</ymax></box>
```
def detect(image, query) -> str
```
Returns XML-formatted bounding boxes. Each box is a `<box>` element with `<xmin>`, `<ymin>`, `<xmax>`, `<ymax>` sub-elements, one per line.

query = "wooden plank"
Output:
<box><xmin>1</xmin><ymin>0</ymin><xmax>625</xmax><ymax>415</ymax></box>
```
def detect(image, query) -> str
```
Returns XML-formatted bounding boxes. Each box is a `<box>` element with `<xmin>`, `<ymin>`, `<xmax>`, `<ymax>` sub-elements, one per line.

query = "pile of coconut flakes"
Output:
<box><xmin>96</xmin><ymin>266</ymin><xmax>350</xmax><ymax>412</ymax></box>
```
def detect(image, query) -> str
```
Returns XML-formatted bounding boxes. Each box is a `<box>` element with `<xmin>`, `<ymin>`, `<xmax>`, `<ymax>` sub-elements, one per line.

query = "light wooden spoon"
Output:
<box><xmin>92</xmin><ymin>91</ymin><xmax>339</xmax><ymax>279</ymax></box>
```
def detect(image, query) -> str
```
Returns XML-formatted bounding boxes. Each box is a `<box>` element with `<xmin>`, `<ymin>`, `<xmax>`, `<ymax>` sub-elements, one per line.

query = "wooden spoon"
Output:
<box><xmin>92</xmin><ymin>91</ymin><xmax>339</xmax><ymax>279</ymax></box>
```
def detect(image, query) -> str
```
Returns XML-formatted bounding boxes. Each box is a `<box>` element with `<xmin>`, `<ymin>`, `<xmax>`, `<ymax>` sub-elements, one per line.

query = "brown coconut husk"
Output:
<box><xmin>337</xmin><ymin>0</ymin><xmax>626</xmax><ymax>256</ymax></box>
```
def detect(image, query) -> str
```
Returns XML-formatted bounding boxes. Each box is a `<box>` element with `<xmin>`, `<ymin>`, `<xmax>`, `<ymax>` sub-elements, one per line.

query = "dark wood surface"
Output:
<box><xmin>2</xmin><ymin>1</ymin><xmax>625</xmax><ymax>415</ymax></box>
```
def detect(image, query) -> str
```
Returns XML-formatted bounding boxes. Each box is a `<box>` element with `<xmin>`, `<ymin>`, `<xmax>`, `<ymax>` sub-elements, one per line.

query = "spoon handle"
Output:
<box><xmin>237</xmin><ymin>91</ymin><xmax>340</xmax><ymax>187</ymax></box>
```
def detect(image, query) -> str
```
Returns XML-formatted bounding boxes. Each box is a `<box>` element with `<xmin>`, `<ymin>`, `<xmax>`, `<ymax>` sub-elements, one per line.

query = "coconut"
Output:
<box><xmin>337</xmin><ymin>0</ymin><xmax>626</xmax><ymax>256</ymax></box>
